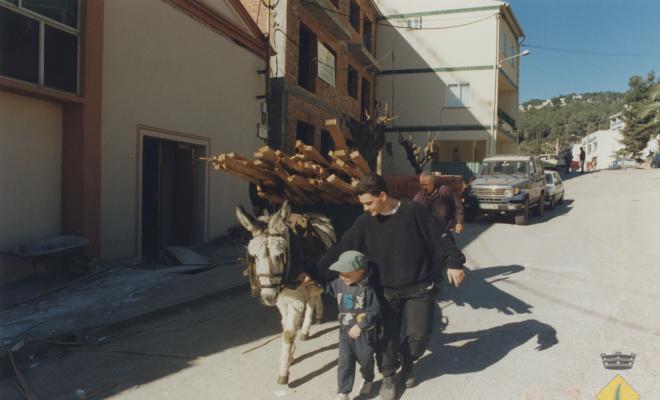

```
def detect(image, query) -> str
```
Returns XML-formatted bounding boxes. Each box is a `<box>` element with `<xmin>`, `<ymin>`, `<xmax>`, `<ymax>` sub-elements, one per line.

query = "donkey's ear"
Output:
<box><xmin>269</xmin><ymin>201</ymin><xmax>290</xmax><ymax>233</ymax></box>
<box><xmin>236</xmin><ymin>205</ymin><xmax>260</xmax><ymax>235</ymax></box>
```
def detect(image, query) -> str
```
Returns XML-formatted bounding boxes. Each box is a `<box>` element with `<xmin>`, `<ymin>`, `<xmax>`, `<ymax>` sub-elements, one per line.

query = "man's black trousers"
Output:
<box><xmin>376</xmin><ymin>282</ymin><xmax>435</xmax><ymax>377</ymax></box>
<box><xmin>337</xmin><ymin>329</ymin><xmax>376</xmax><ymax>394</ymax></box>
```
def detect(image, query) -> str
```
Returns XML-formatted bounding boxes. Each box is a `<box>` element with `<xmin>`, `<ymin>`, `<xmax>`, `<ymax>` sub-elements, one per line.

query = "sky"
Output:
<box><xmin>506</xmin><ymin>0</ymin><xmax>660</xmax><ymax>102</ymax></box>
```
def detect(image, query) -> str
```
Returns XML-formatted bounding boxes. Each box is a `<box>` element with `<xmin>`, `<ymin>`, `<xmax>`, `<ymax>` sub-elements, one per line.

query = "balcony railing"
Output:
<box><xmin>498</xmin><ymin>108</ymin><xmax>517</xmax><ymax>130</ymax></box>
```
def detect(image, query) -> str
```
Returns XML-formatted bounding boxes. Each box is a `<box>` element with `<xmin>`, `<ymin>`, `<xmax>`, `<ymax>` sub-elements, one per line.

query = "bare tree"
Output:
<box><xmin>398</xmin><ymin>132</ymin><xmax>439</xmax><ymax>174</ymax></box>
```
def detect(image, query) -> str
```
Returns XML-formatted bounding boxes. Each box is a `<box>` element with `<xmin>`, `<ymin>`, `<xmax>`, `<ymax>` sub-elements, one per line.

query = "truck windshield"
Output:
<box><xmin>480</xmin><ymin>161</ymin><xmax>528</xmax><ymax>176</ymax></box>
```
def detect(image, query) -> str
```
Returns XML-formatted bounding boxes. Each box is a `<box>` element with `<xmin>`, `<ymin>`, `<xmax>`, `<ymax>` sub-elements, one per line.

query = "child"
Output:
<box><xmin>326</xmin><ymin>250</ymin><xmax>380</xmax><ymax>400</ymax></box>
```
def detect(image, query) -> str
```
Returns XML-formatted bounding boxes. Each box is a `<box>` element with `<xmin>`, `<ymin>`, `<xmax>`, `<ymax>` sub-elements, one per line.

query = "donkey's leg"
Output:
<box><xmin>298</xmin><ymin>300</ymin><xmax>314</xmax><ymax>341</ymax></box>
<box><xmin>276</xmin><ymin>299</ymin><xmax>293</xmax><ymax>385</ymax></box>
<box><xmin>313</xmin><ymin>292</ymin><xmax>324</xmax><ymax>325</ymax></box>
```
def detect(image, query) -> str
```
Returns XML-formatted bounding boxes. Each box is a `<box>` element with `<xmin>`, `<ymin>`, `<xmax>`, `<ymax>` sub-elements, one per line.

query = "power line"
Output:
<box><xmin>522</xmin><ymin>44</ymin><xmax>660</xmax><ymax>58</ymax></box>
<box><xmin>299</xmin><ymin>0</ymin><xmax>497</xmax><ymax>30</ymax></box>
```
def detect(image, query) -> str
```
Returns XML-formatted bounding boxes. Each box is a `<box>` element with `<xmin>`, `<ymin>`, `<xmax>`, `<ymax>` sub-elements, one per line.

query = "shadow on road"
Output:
<box><xmin>416</xmin><ymin>319</ymin><xmax>558</xmax><ymax>383</ymax></box>
<box><xmin>439</xmin><ymin>265</ymin><xmax>532</xmax><ymax>315</ymax></box>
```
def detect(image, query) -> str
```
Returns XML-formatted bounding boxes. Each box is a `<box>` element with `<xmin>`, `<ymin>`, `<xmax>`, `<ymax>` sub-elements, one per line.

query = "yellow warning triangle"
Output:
<box><xmin>596</xmin><ymin>374</ymin><xmax>640</xmax><ymax>400</ymax></box>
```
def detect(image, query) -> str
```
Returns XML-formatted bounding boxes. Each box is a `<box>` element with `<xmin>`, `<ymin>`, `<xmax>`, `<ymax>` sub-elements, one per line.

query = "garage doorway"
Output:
<box><xmin>141</xmin><ymin>135</ymin><xmax>207</xmax><ymax>258</ymax></box>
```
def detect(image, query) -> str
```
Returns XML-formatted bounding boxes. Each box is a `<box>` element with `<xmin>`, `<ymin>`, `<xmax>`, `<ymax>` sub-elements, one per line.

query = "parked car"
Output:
<box><xmin>650</xmin><ymin>153</ymin><xmax>660</xmax><ymax>168</ymax></box>
<box><xmin>539</xmin><ymin>154</ymin><xmax>566</xmax><ymax>171</ymax></box>
<box><xmin>465</xmin><ymin>155</ymin><xmax>547</xmax><ymax>225</ymax></box>
<box><xmin>608</xmin><ymin>159</ymin><xmax>637</xmax><ymax>169</ymax></box>
<box><xmin>544</xmin><ymin>171</ymin><xmax>565</xmax><ymax>209</ymax></box>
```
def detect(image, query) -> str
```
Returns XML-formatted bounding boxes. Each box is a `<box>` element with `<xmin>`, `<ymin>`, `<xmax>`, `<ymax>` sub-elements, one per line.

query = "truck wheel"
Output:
<box><xmin>515</xmin><ymin>198</ymin><xmax>529</xmax><ymax>225</ymax></box>
<box><xmin>535</xmin><ymin>194</ymin><xmax>545</xmax><ymax>216</ymax></box>
<box><xmin>558</xmin><ymin>194</ymin><xmax>564</xmax><ymax>204</ymax></box>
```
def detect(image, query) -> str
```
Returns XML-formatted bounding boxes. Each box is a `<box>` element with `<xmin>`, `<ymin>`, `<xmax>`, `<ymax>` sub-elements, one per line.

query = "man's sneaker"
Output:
<box><xmin>378</xmin><ymin>376</ymin><xmax>396</xmax><ymax>400</ymax></box>
<box><xmin>335</xmin><ymin>393</ymin><xmax>349</xmax><ymax>400</ymax></box>
<box><xmin>358</xmin><ymin>380</ymin><xmax>373</xmax><ymax>395</ymax></box>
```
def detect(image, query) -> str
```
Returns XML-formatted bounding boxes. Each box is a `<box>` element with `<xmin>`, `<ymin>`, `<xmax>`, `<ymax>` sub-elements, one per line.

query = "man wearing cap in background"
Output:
<box><xmin>300</xmin><ymin>174</ymin><xmax>466</xmax><ymax>400</ymax></box>
<box><xmin>324</xmin><ymin>250</ymin><xmax>380</xmax><ymax>400</ymax></box>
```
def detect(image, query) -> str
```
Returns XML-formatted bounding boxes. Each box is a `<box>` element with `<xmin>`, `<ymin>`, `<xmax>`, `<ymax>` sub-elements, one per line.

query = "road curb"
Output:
<box><xmin>1</xmin><ymin>282</ymin><xmax>249</xmax><ymax>378</ymax></box>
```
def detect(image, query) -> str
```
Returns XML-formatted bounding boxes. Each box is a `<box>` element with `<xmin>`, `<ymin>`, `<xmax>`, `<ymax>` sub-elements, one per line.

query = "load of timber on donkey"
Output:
<box><xmin>205</xmin><ymin>115</ymin><xmax>464</xmax><ymax>215</ymax></box>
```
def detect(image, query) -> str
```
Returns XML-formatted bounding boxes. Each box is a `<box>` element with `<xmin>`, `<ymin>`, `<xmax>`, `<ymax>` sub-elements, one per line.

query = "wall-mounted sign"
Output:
<box><xmin>317</xmin><ymin>42</ymin><xmax>336</xmax><ymax>87</ymax></box>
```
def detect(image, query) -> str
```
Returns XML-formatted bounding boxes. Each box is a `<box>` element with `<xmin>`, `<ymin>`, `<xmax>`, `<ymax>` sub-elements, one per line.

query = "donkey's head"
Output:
<box><xmin>236</xmin><ymin>202</ymin><xmax>291</xmax><ymax>306</ymax></box>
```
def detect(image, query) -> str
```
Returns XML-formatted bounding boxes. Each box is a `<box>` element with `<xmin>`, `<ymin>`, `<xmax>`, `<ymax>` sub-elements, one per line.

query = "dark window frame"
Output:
<box><xmin>360</xmin><ymin>77</ymin><xmax>371</xmax><ymax>118</ymax></box>
<box><xmin>349</xmin><ymin>0</ymin><xmax>360</xmax><ymax>33</ymax></box>
<box><xmin>296</xmin><ymin>120</ymin><xmax>315</xmax><ymax>147</ymax></box>
<box><xmin>347</xmin><ymin>64</ymin><xmax>358</xmax><ymax>99</ymax></box>
<box><xmin>297</xmin><ymin>22</ymin><xmax>317</xmax><ymax>93</ymax></box>
<box><xmin>363</xmin><ymin>17</ymin><xmax>373</xmax><ymax>52</ymax></box>
<box><xmin>0</xmin><ymin>1</ymin><xmax>80</xmax><ymax>94</ymax></box>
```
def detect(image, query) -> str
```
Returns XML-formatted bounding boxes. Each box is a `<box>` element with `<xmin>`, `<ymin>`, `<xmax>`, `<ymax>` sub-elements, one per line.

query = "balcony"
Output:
<box><xmin>498</xmin><ymin>108</ymin><xmax>517</xmax><ymax>130</ymax></box>
<box><xmin>345</xmin><ymin>42</ymin><xmax>381</xmax><ymax>72</ymax></box>
<box><xmin>300</xmin><ymin>0</ymin><xmax>352</xmax><ymax>41</ymax></box>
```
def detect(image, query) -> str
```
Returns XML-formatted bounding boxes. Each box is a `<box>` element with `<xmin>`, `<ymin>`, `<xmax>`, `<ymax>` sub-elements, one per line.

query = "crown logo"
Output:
<box><xmin>600</xmin><ymin>352</ymin><xmax>636</xmax><ymax>370</ymax></box>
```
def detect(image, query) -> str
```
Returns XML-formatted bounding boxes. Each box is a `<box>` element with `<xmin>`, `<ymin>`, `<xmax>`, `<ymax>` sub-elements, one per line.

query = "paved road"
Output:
<box><xmin>2</xmin><ymin>169</ymin><xmax>659</xmax><ymax>400</ymax></box>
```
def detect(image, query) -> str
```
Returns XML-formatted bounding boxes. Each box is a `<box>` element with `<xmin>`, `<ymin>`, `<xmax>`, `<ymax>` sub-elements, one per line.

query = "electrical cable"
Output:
<box><xmin>522</xmin><ymin>44</ymin><xmax>660</xmax><ymax>58</ymax></box>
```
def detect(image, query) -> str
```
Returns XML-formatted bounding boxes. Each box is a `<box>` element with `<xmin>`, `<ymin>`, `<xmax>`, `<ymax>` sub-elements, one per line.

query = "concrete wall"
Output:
<box><xmin>375</xmin><ymin>1</ymin><xmax>506</xmax><ymax>173</ymax></box>
<box><xmin>0</xmin><ymin>91</ymin><xmax>62</xmax><ymax>283</ymax></box>
<box><xmin>100</xmin><ymin>0</ymin><xmax>264</xmax><ymax>260</ymax></box>
<box><xmin>583</xmin><ymin>129</ymin><xmax>624</xmax><ymax>170</ymax></box>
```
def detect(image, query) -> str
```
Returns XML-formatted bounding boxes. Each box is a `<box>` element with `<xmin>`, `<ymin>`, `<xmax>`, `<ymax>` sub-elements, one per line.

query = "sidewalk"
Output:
<box><xmin>0</xmin><ymin>241</ymin><xmax>248</xmax><ymax>376</ymax></box>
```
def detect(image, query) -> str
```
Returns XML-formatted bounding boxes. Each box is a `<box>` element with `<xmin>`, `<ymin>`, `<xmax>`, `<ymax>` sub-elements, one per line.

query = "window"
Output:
<box><xmin>0</xmin><ymin>1</ymin><xmax>79</xmax><ymax>93</ymax></box>
<box><xmin>297</xmin><ymin>23</ymin><xmax>317</xmax><ymax>92</ymax></box>
<box><xmin>317</xmin><ymin>43</ymin><xmax>336</xmax><ymax>87</ymax></box>
<box><xmin>363</xmin><ymin>17</ymin><xmax>372</xmax><ymax>52</ymax></box>
<box><xmin>446</xmin><ymin>83</ymin><xmax>470</xmax><ymax>107</ymax></box>
<box><xmin>361</xmin><ymin>78</ymin><xmax>371</xmax><ymax>118</ymax></box>
<box><xmin>347</xmin><ymin>65</ymin><xmax>358</xmax><ymax>99</ymax></box>
<box><xmin>501</xmin><ymin>30</ymin><xmax>507</xmax><ymax>57</ymax></box>
<box><xmin>406</xmin><ymin>17</ymin><xmax>422</xmax><ymax>30</ymax></box>
<box><xmin>349</xmin><ymin>0</ymin><xmax>360</xmax><ymax>33</ymax></box>
<box><xmin>23</xmin><ymin>0</ymin><xmax>78</xmax><ymax>28</ymax></box>
<box><xmin>296</xmin><ymin>121</ymin><xmax>315</xmax><ymax>146</ymax></box>
<box><xmin>321</xmin><ymin>130</ymin><xmax>334</xmax><ymax>160</ymax></box>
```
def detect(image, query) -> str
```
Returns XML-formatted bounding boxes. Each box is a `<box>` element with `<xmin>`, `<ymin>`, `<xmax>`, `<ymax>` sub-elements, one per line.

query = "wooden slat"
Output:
<box><xmin>225</xmin><ymin>158</ymin><xmax>268</xmax><ymax>181</ymax></box>
<box><xmin>325</xmin><ymin>119</ymin><xmax>349</xmax><ymax>150</ymax></box>
<box><xmin>350</xmin><ymin>151</ymin><xmax>371</xmax><ymax>174</ymax></box>
<box><xmin>327</xmin><ymin>174</ymin><xmax>357</xmax><ymax>196</ymax></box>
<box><xmin>296</xmin><ymin>140</ymin><xmax>331</xmax><ymax>168</ymax></box>
<box><xmin>335</xmin><ymin>158</ymin><xmax>364</xmax><ymax>179</ymax></box>
<box><xmin>254</xmin><ymin>151</ymin><xmax>278</xmax><ymax>165</ymax></box>
<box><xmin>332</xmin><ymin>149</ymin><xmax>352</xmax><ymax>162</ymax></box>
<box><xmin>272</xmin><ymin>168</ymin><xmax>313</xmax><ymax>204</ymax></box>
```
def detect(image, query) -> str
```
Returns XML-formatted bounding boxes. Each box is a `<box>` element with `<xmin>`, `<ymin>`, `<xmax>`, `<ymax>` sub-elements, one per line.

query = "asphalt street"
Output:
<box><xmin>1</xmin><ymin>168</ymin><xmax>659</xmax><ymax>400</ymax></box>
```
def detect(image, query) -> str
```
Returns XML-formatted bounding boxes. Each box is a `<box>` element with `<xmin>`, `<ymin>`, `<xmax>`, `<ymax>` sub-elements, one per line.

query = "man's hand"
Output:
<box><xmin>297</xmin><ymin>272</ymin><xmax>314</xmax><ymax>286</ymax></box>
<box><xmin>348</xmin><ymin>325</ymin><xmax>362</xmax><ymax>339</ymax></box>
<box><xmin>447</xmin><ymin>268</ymin><xmax>465</xmax><ymax>287</ymax></box>
<box><xmin>454</xmin><ymin>223</ymin><xmax>464</xmax><ymax>234</ymax></box>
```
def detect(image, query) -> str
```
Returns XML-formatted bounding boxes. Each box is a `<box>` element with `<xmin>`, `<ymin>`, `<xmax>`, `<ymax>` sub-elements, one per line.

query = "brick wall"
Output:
<box><xmin>283</xmin><ymin>0</ymin><xmax>378</xmax><ymax>153</ymax></box>
<box><xmin>238</xmin><ymin>0</ymin><xmax>270</xmax><ymax>34</ymax></box>
<box><xmin>240</xmin><ymin>0</ymin><xmax>380</xmax><ymax>154</ymax></box>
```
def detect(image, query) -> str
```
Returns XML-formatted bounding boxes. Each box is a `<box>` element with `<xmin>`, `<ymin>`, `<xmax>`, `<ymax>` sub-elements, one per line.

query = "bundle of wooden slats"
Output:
<box><xmin>207</xmin><ymin>141</ymin><xmax>373</xmax><ymax>205</ymax></box>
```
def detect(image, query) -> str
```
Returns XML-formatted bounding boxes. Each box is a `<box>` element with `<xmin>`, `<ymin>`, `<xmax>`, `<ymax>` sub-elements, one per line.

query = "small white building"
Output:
<box><xmin>572</xmin><ymin>113</ymin><xmax>626</xmax><ymax>170</ymax></box>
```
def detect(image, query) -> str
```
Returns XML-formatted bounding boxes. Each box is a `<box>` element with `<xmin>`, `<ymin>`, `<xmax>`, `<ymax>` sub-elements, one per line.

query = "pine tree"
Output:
<box><xmin>621</xmin><ymin>72</ymin><xmax>658</xmax><ymax>156</ymax></box>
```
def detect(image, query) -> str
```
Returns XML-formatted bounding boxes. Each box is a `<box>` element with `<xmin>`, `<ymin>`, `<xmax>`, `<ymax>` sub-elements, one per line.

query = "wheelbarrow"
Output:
<box><xmin>0</xmin><ymin>235</ymin><xmax>90</xmax><ymax>278</ymax></box>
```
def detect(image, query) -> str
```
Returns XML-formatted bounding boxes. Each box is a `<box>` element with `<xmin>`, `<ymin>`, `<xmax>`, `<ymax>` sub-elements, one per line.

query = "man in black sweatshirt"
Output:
<box><xmin>301</xmin><ymin>174</ymin><xmax>466</xmax><ymax>400</ymax></box>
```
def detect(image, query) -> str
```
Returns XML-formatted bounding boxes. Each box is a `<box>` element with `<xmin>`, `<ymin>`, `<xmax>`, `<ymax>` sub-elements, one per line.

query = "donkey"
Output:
<box><xmin>236</xmin><ymin>201</ymin><xmax>336</xmax><ymax>384</ymax></box>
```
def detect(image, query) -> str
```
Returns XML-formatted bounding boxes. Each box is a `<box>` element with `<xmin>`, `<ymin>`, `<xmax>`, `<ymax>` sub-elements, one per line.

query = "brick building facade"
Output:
<box><xmin>241</xmin><ymin>0</ymin><xmax>381</xmax><ymax>154</ymax></box>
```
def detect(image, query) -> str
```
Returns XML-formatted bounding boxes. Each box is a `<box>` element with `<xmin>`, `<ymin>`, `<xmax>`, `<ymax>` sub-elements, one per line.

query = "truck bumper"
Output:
<box><xmin>477</xmin><ymin>203</ymin><xmax>524</xmax><ymax>212</ymax></box>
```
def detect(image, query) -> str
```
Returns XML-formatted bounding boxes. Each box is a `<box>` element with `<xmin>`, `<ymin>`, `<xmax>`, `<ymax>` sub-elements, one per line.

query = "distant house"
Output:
<box><xmin>374</xmin><ymin>0</ymin><xmax>525</xmax><ymax>174</ymax></box>
<box><xmin>572</xmin><ymin>113</ymin><xmax>626</xmax><ymax>170</ymax></box>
